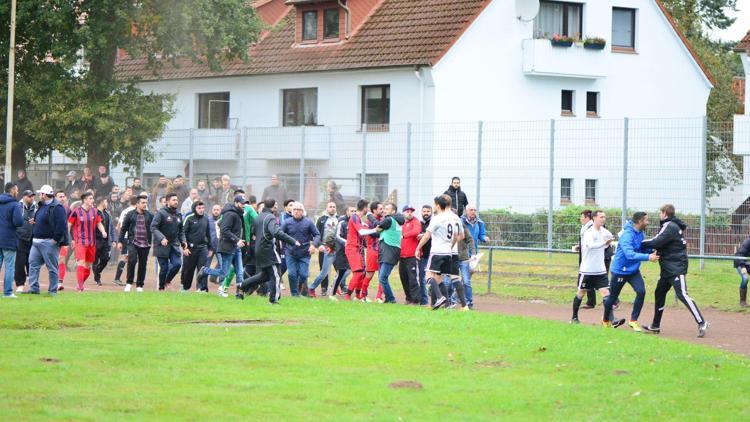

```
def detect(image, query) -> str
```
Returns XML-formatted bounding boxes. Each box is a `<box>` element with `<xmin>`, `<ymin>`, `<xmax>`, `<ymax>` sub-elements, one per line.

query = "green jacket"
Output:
<box><xmin>243</xmin><ymin>204</ymin><xmax>258</xmax><ymax>243</ymax></box>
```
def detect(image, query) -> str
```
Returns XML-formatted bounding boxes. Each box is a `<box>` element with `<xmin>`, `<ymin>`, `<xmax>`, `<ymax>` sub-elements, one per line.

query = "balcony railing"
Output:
<box><xmin>522</xmin><ymin>38</ymin><xmax>608</xmax><ymax>79</ymax></box>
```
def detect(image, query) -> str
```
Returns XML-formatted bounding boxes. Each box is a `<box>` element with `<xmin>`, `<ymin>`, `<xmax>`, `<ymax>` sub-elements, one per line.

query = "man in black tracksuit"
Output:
<box><xmin>14</xmin><ymin>191</ymin><xmax>36</xmax><ymax>290</ymax></box>
<box><xmin>151</xmin><ymin>193</ymin><xmax>184</xmax><ymax>290</ymax></box>
<box><xmin>93</xmin><ymin>197</ymin><xmax>116</xmax><ymax>286</ymax></box>
<box><xmin>239</xmin><ymin>198</ymin><xmax>299</xmax><ymax>303</ymax></box>
<box><xmin>641</xmin><ymin>204</ymin><xmax>709</xmax><ymax>337</ymax></box>
<box><xmin>180</xmin><ymin>200</ymin><xmax>213</xmax><ymax>292</ymax></box>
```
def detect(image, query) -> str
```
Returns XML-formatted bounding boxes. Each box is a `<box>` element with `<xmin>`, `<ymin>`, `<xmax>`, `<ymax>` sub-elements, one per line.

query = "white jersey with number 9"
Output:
<box><xmin>427</xmin><ymin>211</ymin><xmax>463</xmax><ymax>255</ymax></box>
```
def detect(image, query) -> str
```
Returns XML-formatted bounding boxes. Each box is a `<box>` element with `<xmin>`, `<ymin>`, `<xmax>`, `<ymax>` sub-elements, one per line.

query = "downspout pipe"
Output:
<box><xmin>337</xmin><ymin>0</ymin><xmax>351</xmax><ymax>39</ymax></box>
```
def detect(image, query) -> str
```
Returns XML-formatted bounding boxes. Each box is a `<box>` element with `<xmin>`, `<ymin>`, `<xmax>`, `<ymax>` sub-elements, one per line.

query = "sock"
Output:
<box><xmin>652</xmin><ymin>306</ymin><xmax>664</xmax><ymax>328</ymax></box>
<box><xmin>76</xmin><ymin>266</ymin><xmax>85</xmax><ymax>283</ymax></box>
<box><xmin>602</xmin><ymin>295</ymin><xmax>616</xmax><ymax>321</ymax></box>
<box><xmin>115</xmin><ymin>261</ymin><xmax>125</xmax><ymax>281</ymax></box>
<box><xmin>376</xmin><ymin>283</ymin><xmax>383</xmax><ymax>299</ymax></box>
<box><xmin>360</xmin><ymin>274</ymin><xmax>373</xmax><ymax>298</ymax></box>
<box><xmin>572</xmin><ymin>296</ymin><xmax>582</xmax><ymax>319</ymax></box>
<box><xmin>452</xmin><ymin>280</ymin><xmax>467</xmax><ymax>307</ymax></box>
<box><xmin>439</xmin><ymin>282</ymin><xmax>448</xmax><ymax>299</ymax></box>
<box><xmin>428</xmin><ymin>278</ymin><xmax>443</xmax><ymax>301</ymax></box>
<box><xmin>59</xmin><ymin>263</ymin><xmax>66</xmax><ymax>282</ymax></box>
<box><xmin>84</xmin><ymin>267</ymin><xmax>91</xmax><ymax>282</ymax></box>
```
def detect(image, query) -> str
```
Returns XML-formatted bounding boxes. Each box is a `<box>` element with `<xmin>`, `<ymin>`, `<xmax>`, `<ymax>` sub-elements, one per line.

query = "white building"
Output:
<box><xmin>109</xmin><ymin>0</ymin><xmax>713</xmax><ymax>213</ymax></box>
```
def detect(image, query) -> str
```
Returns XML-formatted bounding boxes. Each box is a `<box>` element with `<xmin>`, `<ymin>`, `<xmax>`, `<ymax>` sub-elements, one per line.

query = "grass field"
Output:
<box><xmin>470</xmin><ymin>250</ymin><xmax>746</xmax><ymax>313</ymax></box>
<box><xmin>2</xmin><ymin>293</ymin><xmax>749</xmax><ymax>420</ymax></box>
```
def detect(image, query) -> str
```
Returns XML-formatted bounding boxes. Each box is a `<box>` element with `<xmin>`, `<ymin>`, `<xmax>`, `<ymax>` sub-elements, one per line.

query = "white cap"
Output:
<box><xmin>37</xmin><ymin>185</ymin><xmax>54</xmax><ymax>196</ymax></box>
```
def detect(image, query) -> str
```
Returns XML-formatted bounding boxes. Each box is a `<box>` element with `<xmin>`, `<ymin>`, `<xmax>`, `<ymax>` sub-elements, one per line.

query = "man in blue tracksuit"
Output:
<box><xmin>602</xmin><ymin>212</ymin><xmax>658</xmax><ymax>331</ymax></box>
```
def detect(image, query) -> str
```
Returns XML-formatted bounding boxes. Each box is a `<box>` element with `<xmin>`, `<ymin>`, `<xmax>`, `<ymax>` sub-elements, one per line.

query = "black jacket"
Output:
<box><xmin>641</xmin><ymin>216</ymin><xmax>688</xmax><ymax>277</ymax></box>
<box><xmin>254</xmin><ymin>210</ymin><xmax>297</xmax><ymax>268</ymax></box>
<box><xmin>119</xmin><ymin>209</ymin><xmax>154</xmax><ymax>246</ymax></box>
<box><xmin>151</xmin><ymin>206</ymin><xmax>184</xmax><ymax>258</ymax></box>
<box><xmin>217</xmin><ymin>203</ymin><xmax>244</xmax><ymax>255</ymax></box>
<box><xmin>95</xmin><ymin>208</ymin><xmax>116</xmax><ymax>245</ymax></box>
<box><xmin>734</xmin><ymin>237</ymin><xmax>750</xmax><ymax>268</ymax></box>
<box><xmin>16</xmin><ymin>200</ymin><xmax>37</xmax><ymax>241</ymax></box>
<box><xmin>181</xmin><ymin>206</ymin><xmax>213</xmax><ymax>251</ymax></box>
<box><xmin>444</xmin><ymin>185</ymin><xmax>468</xmax><ymax>217</ymax></box>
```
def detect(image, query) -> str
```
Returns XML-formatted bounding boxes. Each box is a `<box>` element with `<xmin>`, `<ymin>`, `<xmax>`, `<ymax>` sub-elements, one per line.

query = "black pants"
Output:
<box><xmin>126</xmin><ymin>244</ymin><xmax>150</xmax><ymax>288</ymax></box>
<box><xmin>318</xmin><ymin>252</ymin><xmax>329</xmax><ymax>291</ymax></box>
<box><xmin>398</xmin><ymin>257</ymin><xmax>420</xmax><ymax>304</ymax></box>
<box><xmin>181</xmin><ymin>247</ymin><xmax>208</xmax><ymax>291</ymax></box>
<box><xmin>92</xmin><ymin>242</ymin><xmax>111</xmax><ymax>282</ymax></box>
<box><xmin>14</xmin><ymin>238</ymin><xmax>32</xmax><ymax>286</ymax></box>
<box><xmin>242</xmin><ymin>264</ymin><xmax>282</xmax><ymax>303</ymax></box>
<box><xmin>652</xmin><ymin>274</ymin><xmax>705</xmax><ymax>327</ymax></box>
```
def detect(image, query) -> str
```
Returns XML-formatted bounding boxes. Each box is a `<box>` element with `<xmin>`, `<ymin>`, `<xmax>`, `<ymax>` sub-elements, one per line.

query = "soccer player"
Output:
<box><xmin>68</xmin><ymin>192</ymin><xmax>108</xmax><ymax>291</ymax></box>
<box><xmin>344</xmin><ymin>199</ymin><xmax>371</xmax><ymax>300</ymax></box>
<box><xmin>573</xmin><ymin>210</ymin><xmax>598</xmax><ymax>309</ymax></box>
<box><xmin>374</xmin><ymin>202</ymin><xmax>405</xmax><ymax>304</ymax></box>
<box><xmin>363</xmin><ymin>201</ymin><xmax>383</xmax><ymax>301</ymax></box>
<box><xmin>602</xmin><ymin>212</ymin><xmax>658</xmax><ymax>330</ymax></box>
<box><xmin>571</xmin><ymin>210</ymin><xmax>614</xmax><ymax>325</ymax></box>
<box><xmin>415</xmin><ymin>195</ymin><xmax>468</xmax><ymax>311</ymax></box>
<box><xmin>641</xmin><ymin>204</ymin><xmax>709</xmax><ymax>337</ymax></box>
<box><xmin>54</xmin><ymin>191</ymin><xmax>69</xmax><ymax>290</ymax></box>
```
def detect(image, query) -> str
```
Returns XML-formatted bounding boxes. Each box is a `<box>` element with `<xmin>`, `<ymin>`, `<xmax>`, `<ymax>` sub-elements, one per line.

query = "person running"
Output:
<box><xmin>310</xmin><ymin>201</ymin><xmax>339</xmax><ymax>296</ymax></box>
<box><xmin>329</xmin><ymin>206</ymin><xmax>355</xmax><ymax>301</ymax></box>
<box><xmin>238</xmin><ymin>199</ymin><xmax>299</xmax><ymax>303</ymax></box>
<box><xmin>415</xmin><ymin>195</ymin><xmax>468</xmax><ymax>311</ymax></box>
<box><xmin>602</xmin><ymin>212</ymin><xmax>659</xmax><ymax>330</ymax></box>
<box><xmin>281</xmin><ymin>202</ymin><xmax>320</xmax><ymax>297</ymax></box>
<box><xmin>374</xmin><ymin>202</ymin><xmax>405</xmax><ymax>304</ymax></box>
<box><xmin>68</xmin><ymin>192</ymin><xmax>108</xmax><ymax>292</ymax></box>
<box><xmin>344</xmin><ymin>199</ymin><xmax>371</xmax><ymax>300</ymax></box>
<box><xmin>733</xmin><ymin>234</ymin><xmax>750</xmax><ymax>308</ymax></box>
<box><xmin>199</xmin><ymin>195</ymin><xmax>246</xmax><ymax>298</ymax></box>
<box><xmin>151</xmin><ymin>193</ymin><xmax>184</xmax><ymax>290</ymax></box>
<box><xmin>573</xmin><ymin>210</ymin><xmax>599</xmax><ymax>309</ymax></box>
<box><xmin>571</xmin><ymin>210</ymin><xmax>614</xmax><ymax>325</ymax></box>
<box><xmin>118</xmin><ymin>195</ymin><xmax>153</xmax><ymax>292</ymax></box>
<box><xmin>363</xmin><ymin>201</ymin><xmax>383</xmax><ymax>301</ymax></box>
<box><xmin>218</xmin><ymin>195</ymin><xmax>258</xmax><ymax>294</ymax></box>
<box><xmin>641</xmin><ymin>204</ymin><xmax>710</xmax><ymax>337</ymax></box>
<box><xmin>0</xmin><ymin>183</ymin><xmax>24</xmax><ymax>298</ymax></box>
<box><xmin>180</xmin><ymin>200</ymin><xmax>213</xmax><ymax>292</ymax></box>
<box><xmin>92</xmin><ymin>197</ymin><xmax>116</xmax><ymax>286</ymax></box>
<box><xmin>14</xmin><ymin>190</ymin><xmax>36</xmax><ymax>293</ymax></box>
<box><xmin>399</xmin><ymin>205</ymin><xmax>422</xmax><ymax>305</ymax></box>
<box><xmin>113</xmin><ymin>195</ymin><xmax>139</xmax><ymax>286</ymax></box>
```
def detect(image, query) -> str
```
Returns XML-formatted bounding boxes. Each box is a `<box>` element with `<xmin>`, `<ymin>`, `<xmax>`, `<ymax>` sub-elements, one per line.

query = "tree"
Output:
<box><xmin>1</xmin><ymin>0</ymin><xmax>263</xmax><ymax>173</ymax></box>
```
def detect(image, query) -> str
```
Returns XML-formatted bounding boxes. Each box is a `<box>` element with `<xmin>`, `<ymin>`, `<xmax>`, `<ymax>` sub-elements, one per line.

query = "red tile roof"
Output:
<box><xmin>116</xmin><ymin>0</ymin><xmax>491</xmax><ymax>81</ymax></box>
<box><xmin>734</xmin><ymin>29</ymin><xmax>750</xmax><ymax>52</ymax></box>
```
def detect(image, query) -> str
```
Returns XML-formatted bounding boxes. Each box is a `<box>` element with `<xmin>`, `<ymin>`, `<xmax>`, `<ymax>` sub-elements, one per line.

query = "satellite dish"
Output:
<box><xmin>516</xmin><ymin>0</ymin><xmax>540</xmax><ymax>22</ymax></box>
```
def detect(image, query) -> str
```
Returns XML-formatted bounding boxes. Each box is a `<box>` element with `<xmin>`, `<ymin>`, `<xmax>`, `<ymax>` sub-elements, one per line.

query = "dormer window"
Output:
<box><xmin>324</xmin><ymin>8</ymin><xmax>340</xmax><ymax>39</ymax></box>
<box><xmin>302</xmin><ymin>11</ymin><xmax>317</xmax><ymax>41</ymax></box>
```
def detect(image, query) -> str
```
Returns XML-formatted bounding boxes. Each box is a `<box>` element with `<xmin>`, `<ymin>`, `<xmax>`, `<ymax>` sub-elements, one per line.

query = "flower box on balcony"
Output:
<box><xmin>583</xmin><ymin>37</ymin><xmax>606</xmax><ymax>50</ymax></box>
<box><xmin>550</xmin><ymin>34</ymin><xmax>575</xmax><ymax>47</ymax></box>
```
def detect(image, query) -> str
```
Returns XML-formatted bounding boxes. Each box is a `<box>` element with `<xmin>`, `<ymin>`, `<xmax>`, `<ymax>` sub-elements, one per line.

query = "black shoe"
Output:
<box><xmin>95</xmin><ymin>280</ymin><xmax>102</xmax><ymax>286</ymax></box>
<box><xmin>642</xmin><ymin>325</ymin><xmax>661</xmax><ymax>334</ymax></box>
<box><xmin>432</xmin><ymin>296</ymin><xmax>447</xmax><ymax>310</ymax></box>
<box><xmin>612</xmin><ymin>318</ymin><xmax>626</xmax><ymax>328</ymax></box>
<box><xmin>580</xmin><ymin>304</ymin><xmax>595</xmax><ymax>309</ymax></box>
<box><xmin>236</xmin><ymin>292</ymin><xmax>244</xmax><ymax>300</ymax></box>
<box><xmin>113</xmin><ymin>280</ymin><xmax>123</xmax><ymax>286</ymax></box>
<box><xmin>570</xmin><ymin>317</ymin><xmax>580</xmax><ymax>324</ymax></box>
<box><xmin>22</xmin><ymin>291</ymin><xmax>40</xmax><ymax>295</ymax></box>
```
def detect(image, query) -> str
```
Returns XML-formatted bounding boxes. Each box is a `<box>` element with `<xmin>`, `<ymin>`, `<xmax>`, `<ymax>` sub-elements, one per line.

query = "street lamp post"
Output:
<box><xmin>4</xmin><ymin>0</ymin><xmax>17</xmax><ymax>183</ymax></box>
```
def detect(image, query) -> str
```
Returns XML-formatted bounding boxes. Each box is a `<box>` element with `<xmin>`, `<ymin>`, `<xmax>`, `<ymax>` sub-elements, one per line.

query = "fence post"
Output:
<box><xmin>299</xmin><ymin>125</ymin><xmax>306</xmax><ymax>204</ymax></box>
<box><xmin>47</xmin><ymin>150</ymin><xmax>52</xmax><ymax>185</ymax></box>
<box><xmin>622</xmin><ymin>117</ymin><xmax>629</xmax><ymax>227</ymax></box>
<box><xmin>700</xmin><ymin>115</ymin><xmax>707</xmax><ymax>270</ymax></box>
<box><xmin>360</xmin><ymin>126</ymin><xmax>367</xmax><ymax>198</ymax></box>
<box><xmin>406</xmin><ymin>122</ymin><xmax>412</xmax><ymax>206</ymax></box>
<box><xmin>188</xmin><ymin>128</ymin><xmax>195</xmax><ymax>187</ymax></box>
<box><xmin>476</xmin><ymin>120</ymin><xmax>483</xmax><ymax>210</ymax></box>
<box><xmin>547</xmin><ymin>119</ymin><xmax>555</xmax><ymax>252</ymax></box>
<box><xmin>242</xmin><ymin>127</ymin><xmax>248</xmax><ymax>189</ymax></box>
<box><xmin>486</xmin><ymin>247</ymin><xmax>493</xmax><ymax>294</ymax></box>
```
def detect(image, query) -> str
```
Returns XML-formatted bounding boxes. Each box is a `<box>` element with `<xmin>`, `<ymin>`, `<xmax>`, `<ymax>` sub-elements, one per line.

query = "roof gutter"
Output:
<box><xmin>337</xmin><ymin>0</ymin><xmax>351</xmax><ymax>39</ymax></box>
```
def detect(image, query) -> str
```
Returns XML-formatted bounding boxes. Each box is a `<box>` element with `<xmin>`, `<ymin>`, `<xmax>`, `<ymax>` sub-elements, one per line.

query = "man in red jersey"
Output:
<box><xmin>68</xmin><ymin>192</ymin><xmax>107</xmax><ymax>291</ymax></box>
<box><xmin>363</xmin><ymin>201</ymin><xmax>383</xmax><ymax>301</ymax></box>
<box><xmin>345</xmin><ymin>199</ymin><xmax>376</xmax><ymax>300</ymax></box>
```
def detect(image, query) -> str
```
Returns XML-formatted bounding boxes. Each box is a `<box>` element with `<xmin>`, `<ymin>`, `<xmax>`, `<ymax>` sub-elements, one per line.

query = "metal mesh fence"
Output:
<box><xmin>26</xmin><ymin>116</ymin><xmax>750</xmax><ymax>259</ymax></box>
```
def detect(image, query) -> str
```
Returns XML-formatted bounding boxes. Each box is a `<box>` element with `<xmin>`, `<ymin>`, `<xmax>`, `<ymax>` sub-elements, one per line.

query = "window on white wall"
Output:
<box><xmin>561</xmin><ymin>90</ymin><xmax>574</xmax><ymax>116</ymax></box>
<box><xmin>586</xmin><ymin>92</ymin><xmax>599</xmax><ymax>117</ymax></box>
<box><xmin>534</xmin><ymin>1</ymin><xmax>583</xmax><ymax>39</ymax></box>
<box><xmin>198</xmin><ymin>92</ymin><xmax>229</xmax><ymax>129</ymax></box>
<box><xmin>283</xmin><ymin>88</ymin><xmax>318</xmax><ymax>126</ymax></box>
<box><xmin>612</xmin><ymin>8</ymin><xmax>636</xmax><ymax>50</ymax></box>
<box><xmin>585</xmin><ymin>179</ymin><xmax>597</xmax><ymax>204</ymax></box>
<box><xmin>361</xmin><ymin>85</ymin><xmax>390</xmax><ymax>130</ymax></box>
<box><xmin>561</xmin><ymin>178</ymin><xmax>572</xmax><ymax>203</ymax></box>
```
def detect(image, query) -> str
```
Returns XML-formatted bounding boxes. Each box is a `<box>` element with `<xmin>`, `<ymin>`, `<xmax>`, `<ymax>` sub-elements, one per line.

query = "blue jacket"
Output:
<box><xmin>0</xmin><ymin>193</ymin><xmax>24</xmax><ymax>250</ymax></box>
<box><xmin>611</xmin><ymin>220</ymin><xmax>651</xmax><ymax>275</ymax></box>
<box><xmin>32</xmin><ymin>200</ymin><xmax>69</xmax><ymax>244</ymax></box>
<box><xmin>281</xmin><ymin>216</ymin><xmax>320</xmax><ymax>258</ymax></box>
<box><xmin>462</xmin><ymin>215</ymin><xmax>487</xmax><ymax>253</ymax></box>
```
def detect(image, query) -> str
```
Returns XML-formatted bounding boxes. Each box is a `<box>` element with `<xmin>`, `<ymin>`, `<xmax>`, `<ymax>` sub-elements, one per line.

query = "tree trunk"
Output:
<box><xmin>86</xmin><ymin>140</ymin><xmax>110</xmax><ymax>170</ymax></box>
<box><xmin>11</xmin><ymin>145</ymin><xmax>27</xmax><ymax>178</ymax></box>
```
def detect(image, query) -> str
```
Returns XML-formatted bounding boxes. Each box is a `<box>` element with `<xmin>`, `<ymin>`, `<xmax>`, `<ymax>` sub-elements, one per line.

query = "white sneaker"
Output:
<box><xmin>3</xmin><ymin>294</ymin><xmax>18</xmax><ymax>299</ymax></box>
<box><xmin>217</xmin><ymin>286</ymin><xmax>228</xmax><ymax>298</ymax></box>
<box><xmin>376</xmin><ymin>298</ymin><xmax>385</xmax><ymax>304</ymax></box>
<box><xmin>124</xmin><ymin>284</ymin><xmax>132</xmax><ymax>292</ymax></box>
<box><xmin>136</xmin><ymin>287</ymin><xmax>144</xmax><ymax>293</ymax></box>
<box><xmin>15</xmin><ymin>286</ymin><xmax>24</xmax><ymax>293</ymax></box>
<box><xmin>328</xmin><ymin>295</ymin><xmax>339</xmax><ymax>302</ymax></box>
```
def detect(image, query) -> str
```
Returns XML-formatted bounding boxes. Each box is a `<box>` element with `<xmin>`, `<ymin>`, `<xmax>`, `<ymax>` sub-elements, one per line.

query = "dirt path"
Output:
<box><xmin>22</xmin><ymin>266</ymin><xmax>750</xmax><ymax>357</ymax></box>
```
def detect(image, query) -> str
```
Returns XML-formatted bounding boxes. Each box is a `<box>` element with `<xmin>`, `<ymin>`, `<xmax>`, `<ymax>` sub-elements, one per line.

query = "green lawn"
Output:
<box><xmin>469</xmin><ymin>250</ymin><xmax>746</xmax><ymax>313</ymax></box>
<box><xmin>1</xmin><ymin>293</ymin><xmax>749</xmax><ymax>420</ymax></box>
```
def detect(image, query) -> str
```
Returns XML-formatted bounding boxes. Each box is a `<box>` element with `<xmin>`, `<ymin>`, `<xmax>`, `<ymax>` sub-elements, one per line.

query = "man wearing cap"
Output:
<box><xmin>399</xmin><ymin>204</ymin><xmax>422</xmax><ymax>304</ymax></box>
<box><xmin>150</xmin><ymin>193</ymin><xmax>184</xmax><ymax>290</ymax></box>
<box><xmin>27</xmin><ymin>185</ymin><xmax>69</xmax><ymax>295</ymax></box>
<box><xmin>14</xmin><ymin>190</ymin><xmax>37</xmax><ymax>293</ymax></box>
<box><xmin>0</xmin><ymin>183</ymin><xmax>24</xmax><ymax>297</ymax></box>
<box><xmin>198</xmin><ymin>194</ymin><xmax>246</xmax><ymax>297</ymax></box>
<box><xmin>64</xmin><ymin>171</ymin><xmax>82</xmax><ymax>198</ymax></box>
